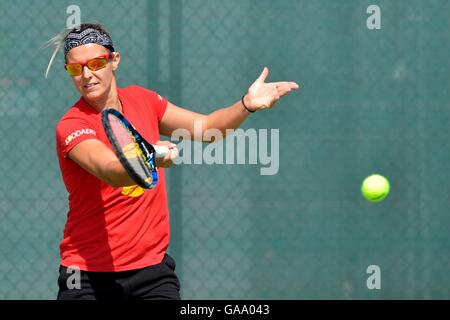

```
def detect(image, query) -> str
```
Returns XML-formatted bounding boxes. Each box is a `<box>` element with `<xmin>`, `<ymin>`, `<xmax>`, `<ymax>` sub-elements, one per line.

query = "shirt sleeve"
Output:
<box><xmin>56</xmin><ymin>117</ymin><xmax>98</xmax><ymax>158</ymax></box>
<box><xmin>135</xmin><ymin>86</ymin><xmax>168</xmax><ymax>122</ymax></box>
<box><xmin>154</xmin><ymin>92</ymin><xmax>168</xmax><ymax>122</ymax></box>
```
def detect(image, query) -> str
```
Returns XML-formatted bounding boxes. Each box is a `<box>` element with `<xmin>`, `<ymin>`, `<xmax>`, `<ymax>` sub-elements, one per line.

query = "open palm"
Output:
<box><xmin>244</xmin><ymin>67</ymin><xmax>299</xmax><ymax>111</ymax></box>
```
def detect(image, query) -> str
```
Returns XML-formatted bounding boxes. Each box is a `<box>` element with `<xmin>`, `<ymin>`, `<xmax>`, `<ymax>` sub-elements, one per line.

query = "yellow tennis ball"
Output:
<box><xmin>361</xmin><ymin>174</ymin><xmax>390</xmax><ymax>202</ymax></box>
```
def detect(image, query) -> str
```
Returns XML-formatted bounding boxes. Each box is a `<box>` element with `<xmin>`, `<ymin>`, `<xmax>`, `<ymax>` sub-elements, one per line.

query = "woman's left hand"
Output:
<box><xmin>243</xmin><ymin>67</ymin><xmax>299</xmax><ymax>112</ymax></box>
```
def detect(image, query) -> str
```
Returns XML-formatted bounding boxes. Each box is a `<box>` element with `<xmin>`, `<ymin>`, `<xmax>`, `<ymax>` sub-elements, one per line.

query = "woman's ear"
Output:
<box><xmin>111</xmin><ymin>52</ymin><xmax>120</xmax><ymax>71</ymax></box>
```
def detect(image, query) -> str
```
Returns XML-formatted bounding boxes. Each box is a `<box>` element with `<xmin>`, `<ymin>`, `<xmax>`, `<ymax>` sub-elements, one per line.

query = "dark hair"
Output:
<box><xmin>66</xmin><ymin>23</ymin><xmax>112</xmax><ymax>42</ymax></box>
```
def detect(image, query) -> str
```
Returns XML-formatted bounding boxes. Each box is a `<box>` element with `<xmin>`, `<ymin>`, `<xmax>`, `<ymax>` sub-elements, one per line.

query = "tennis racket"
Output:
<box><xmin>101</xmin><ymin>108</ymin><xmax>169</xmax><ymax>189</ymax></box>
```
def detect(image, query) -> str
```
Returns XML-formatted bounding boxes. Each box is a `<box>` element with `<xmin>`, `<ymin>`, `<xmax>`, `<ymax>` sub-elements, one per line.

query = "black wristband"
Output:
<box><xmin>241</xmin><ymin>95</ymin><xmax>255</xmax><ymax>113</ymax></box>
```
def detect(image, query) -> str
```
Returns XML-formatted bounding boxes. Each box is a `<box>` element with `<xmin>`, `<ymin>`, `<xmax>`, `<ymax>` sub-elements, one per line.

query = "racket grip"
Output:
<box><xmin>154</xmin><ymin>145</ymin><xmax>170</xmax><ymax>158</ymax></box>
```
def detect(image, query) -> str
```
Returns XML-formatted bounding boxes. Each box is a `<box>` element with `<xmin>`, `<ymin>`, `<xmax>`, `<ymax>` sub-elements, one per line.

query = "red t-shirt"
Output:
<box><xmin>56</xmin><ymin>85</ymin><xmax>169</xmax><ymax>272</ymax></box>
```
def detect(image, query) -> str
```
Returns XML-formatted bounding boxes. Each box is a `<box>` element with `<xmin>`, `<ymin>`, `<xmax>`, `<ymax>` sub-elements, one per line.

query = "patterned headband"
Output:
<box><xmin>64</xmin><ymin>28</ymin><xmax>115</xmax><ymax>56</ymax></box>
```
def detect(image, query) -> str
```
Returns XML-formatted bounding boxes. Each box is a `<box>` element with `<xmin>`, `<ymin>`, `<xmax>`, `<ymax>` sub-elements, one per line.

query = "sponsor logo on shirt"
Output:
<box><xmin>121</xmin><ymin>185</ymin><xmax>146</xmax><ymax>197</ymax></box>
<box><xmin>65</xmin><ymin>128</ymin><xmax>96</xmax><ymax>145</ymax></box>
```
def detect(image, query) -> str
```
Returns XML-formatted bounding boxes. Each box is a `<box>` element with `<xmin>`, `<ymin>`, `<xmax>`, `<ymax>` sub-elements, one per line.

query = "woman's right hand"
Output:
<box><xmin>154</xmin><ymin>141</ymin><xmax>178</xmax><ymax>168</ymax></box>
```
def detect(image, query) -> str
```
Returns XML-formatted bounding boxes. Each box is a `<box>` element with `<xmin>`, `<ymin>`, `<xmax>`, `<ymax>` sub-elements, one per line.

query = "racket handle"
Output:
<box><xmin>154</xmin><ymin>145</ymin><xmax>170</xmax><ymax>158</ymax></box>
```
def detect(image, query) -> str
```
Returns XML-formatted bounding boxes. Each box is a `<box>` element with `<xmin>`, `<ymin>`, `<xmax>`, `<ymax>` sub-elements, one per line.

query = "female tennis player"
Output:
<box><xmin>49</xmin><ymin>23</ymin><xmax>299</xmax><ymax>300</ymax></box>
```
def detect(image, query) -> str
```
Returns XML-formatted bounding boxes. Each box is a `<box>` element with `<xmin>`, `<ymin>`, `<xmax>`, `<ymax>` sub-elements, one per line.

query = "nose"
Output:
<box><xmin>81</xmin><ymin>66</ymin><xmax>93</xmax><ymax>79</ymax></box>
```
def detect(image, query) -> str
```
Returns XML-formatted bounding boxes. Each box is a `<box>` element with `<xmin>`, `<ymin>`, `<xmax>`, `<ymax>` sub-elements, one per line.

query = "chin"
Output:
<box><xmin>83</xmin><ymin>89</ymin><xmax>104</xmax><ymax>102</ymax></box>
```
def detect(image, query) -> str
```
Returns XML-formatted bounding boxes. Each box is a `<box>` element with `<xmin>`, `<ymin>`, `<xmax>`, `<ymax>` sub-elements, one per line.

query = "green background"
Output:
<box><xmin>0</xmin><ymin>0</ymin><xmax>449</xmax><ymax>299</ymax></box>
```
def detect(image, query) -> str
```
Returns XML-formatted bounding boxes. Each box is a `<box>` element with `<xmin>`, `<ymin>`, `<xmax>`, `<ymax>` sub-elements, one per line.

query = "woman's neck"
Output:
<box><xmin>85</xmin><ymin>83</ymin><xmax>122</xmax><ymax>112</ymax></box>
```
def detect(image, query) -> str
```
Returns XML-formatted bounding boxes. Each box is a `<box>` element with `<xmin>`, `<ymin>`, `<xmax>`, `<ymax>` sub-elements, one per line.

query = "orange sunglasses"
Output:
<box><xmin>64</xmin><ymin>54</ymin><xmax>113</xmax><ymax>76</ymax></box>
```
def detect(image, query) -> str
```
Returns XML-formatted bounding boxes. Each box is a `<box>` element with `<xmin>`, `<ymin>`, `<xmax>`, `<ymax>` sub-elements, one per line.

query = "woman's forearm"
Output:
<box><xmin>205</xmin><ymin>99</ymin><xmax>251</xmax><ymax>138</ymax></box>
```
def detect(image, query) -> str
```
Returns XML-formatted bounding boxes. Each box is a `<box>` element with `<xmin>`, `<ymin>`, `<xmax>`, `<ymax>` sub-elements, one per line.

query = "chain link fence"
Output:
<box><xmin>0</xmin><ymin>0</ymin><xmax>449</xmax><ymax>299</ymax></box>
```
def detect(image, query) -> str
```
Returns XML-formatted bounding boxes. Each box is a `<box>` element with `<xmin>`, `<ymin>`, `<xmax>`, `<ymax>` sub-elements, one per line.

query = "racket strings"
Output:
<box><xmin>108</xmin><ymin>114</ymin><xmax>153</xmax><ymax>180</ymax></box>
